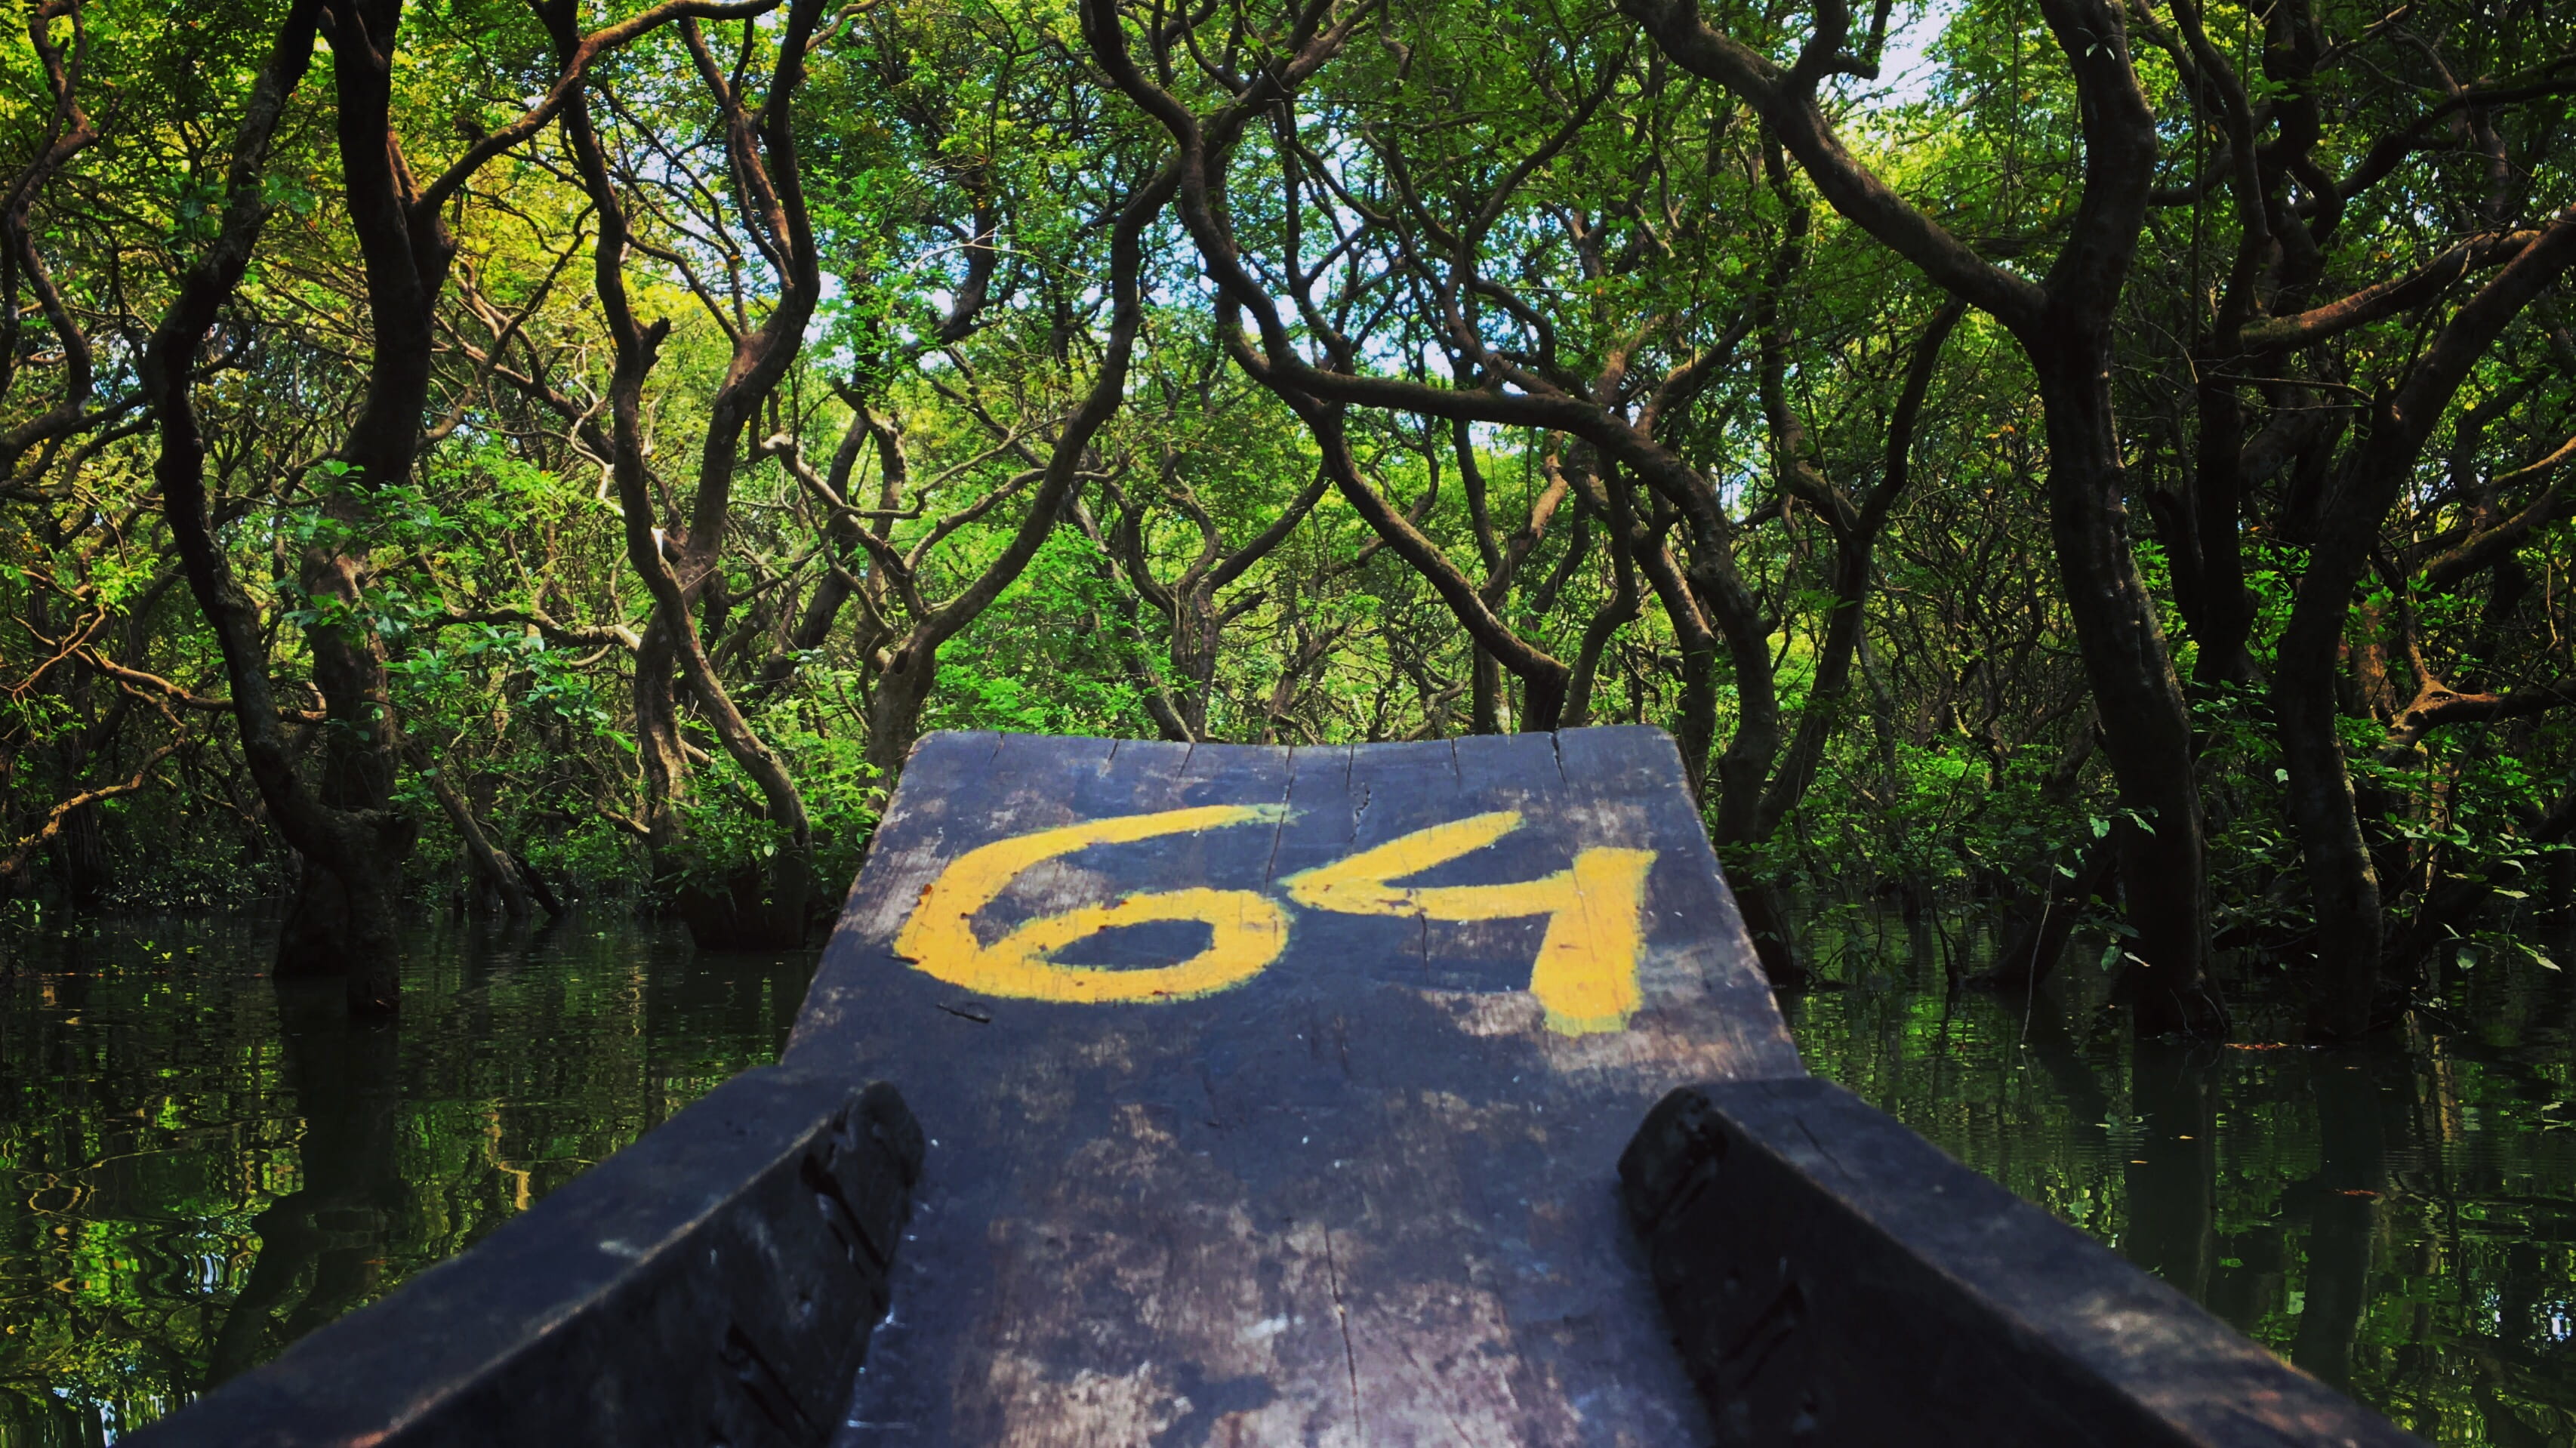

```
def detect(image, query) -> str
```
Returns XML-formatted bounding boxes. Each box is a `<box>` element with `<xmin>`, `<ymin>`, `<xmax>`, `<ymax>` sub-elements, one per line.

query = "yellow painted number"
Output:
<box><xmin>894</xmin><ymin>804</ymin><xmax>1292</xmax><ymax>1004</ymax></box>
<box><xmin>1283</xmin><ymin>812</ymin><xmax>1656</xmax><ymax>1036</ymax></box>
<box><xmin>895</xmin><ymin>805</ymin><xmax>1656</xmax><ymax>1034</ymax></box>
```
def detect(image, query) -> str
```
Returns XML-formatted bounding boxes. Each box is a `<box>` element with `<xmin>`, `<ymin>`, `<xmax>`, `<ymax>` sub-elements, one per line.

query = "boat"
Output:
<box><xmin>128</xmin><ymin>728</ymin><xmax>2423</xmax><ymax>1446</ymax></box>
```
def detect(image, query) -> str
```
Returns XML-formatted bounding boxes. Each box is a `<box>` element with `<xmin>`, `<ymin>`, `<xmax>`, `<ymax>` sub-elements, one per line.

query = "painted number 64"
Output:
<box><xmin>892</xmin><ymin>806</ymin><xmax>1656</xmax><ymax>1037</ymax></box>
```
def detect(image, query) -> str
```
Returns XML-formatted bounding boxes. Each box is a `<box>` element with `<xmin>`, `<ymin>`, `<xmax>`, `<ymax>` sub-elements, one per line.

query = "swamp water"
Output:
<box><xmin>0</xmin><ymin>909</ymin><xmax>2569</xmax><ymax>1444</ymax></box>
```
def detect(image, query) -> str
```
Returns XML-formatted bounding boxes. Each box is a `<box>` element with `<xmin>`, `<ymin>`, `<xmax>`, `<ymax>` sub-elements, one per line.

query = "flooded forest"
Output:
<box><xmin>0</xmin><ymin>0</ymin><xmax>2571</xmax><ymax>1439</ymax></box>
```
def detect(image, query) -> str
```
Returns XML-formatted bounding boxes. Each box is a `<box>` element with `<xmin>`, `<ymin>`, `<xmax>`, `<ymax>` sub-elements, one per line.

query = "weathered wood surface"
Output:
<box><xmin>1620</xmin><ymin>1077</ymin><xmax>2427</xmax><ymax>1448</ymax></box>
<box><xmin>124</xmin><ymin>1067</ymin><xmax>922</xmax><ymax>1448</ymax></box>
<box><xmin>797</xmin><ymin>726</ymin><xmax>1798</xmax><ymax>1445</ymax></box>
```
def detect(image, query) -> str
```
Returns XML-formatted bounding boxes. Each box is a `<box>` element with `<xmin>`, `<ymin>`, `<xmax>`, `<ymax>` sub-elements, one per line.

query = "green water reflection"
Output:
<box><xmin>0</xmin><ymin>913</ymin><xmax>811</xmax><ymax>1444</ymax></box>
<box><xmin>1789</xmin><ymin>913</ymin><xmax>2576</xmax><ymax>1446</ymax></box>
<box><xmin>2</xmin><ymin>909</ymin><xmax>2571</xmax><ymax>1444</ymax></box>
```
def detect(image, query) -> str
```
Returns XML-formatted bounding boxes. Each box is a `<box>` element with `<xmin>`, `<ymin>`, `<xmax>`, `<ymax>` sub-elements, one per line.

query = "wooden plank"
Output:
<box><xmin>1618</xmin><ymin>1077</ymin><xmax>2428</xmax><ymax>1448</ymax></box>
<box><xmin>797</xmin><ymin>726</ymin><xmax>1796</xmax><ymax>1444</ymax></box>
<box><xmin>125</xmin><ymin>1067</ymin><xmax>923</xmax><ymax>1448</ymax></box>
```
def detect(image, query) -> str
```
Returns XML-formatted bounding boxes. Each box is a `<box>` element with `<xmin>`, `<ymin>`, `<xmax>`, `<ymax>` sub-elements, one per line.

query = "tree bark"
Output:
<box><xmin>2029</xmin><ymin>344</ymin><xmax>2226</xmax><ymax>1035</ymax></box>
<box><xmin>271</xmin><ymin>0</ymin><xmax>454</xmax><ymax>979</ymax></box>
<box><xmin>415</xmin><ymin>750</ymin><xmax>532</xmax><ymax>917</ymax></box>
<box><xmin>1105</xmin><ymin>464</ymin><xmax>1329</xmax><ymax>742</ymax></box>
<box><xmin>1085</xmin><ymin>0</ymin><xmax>1576</xmax><ymax>729</ymax></box>
<box><xmin>261</xmin><ymin>0</ymin><xmax>772</xmax><ymax>978</ymax></box>
<box><xmin>555</xmin><ymin>0</ymin><xmax>827</xmax><ymax>945</ymax></box>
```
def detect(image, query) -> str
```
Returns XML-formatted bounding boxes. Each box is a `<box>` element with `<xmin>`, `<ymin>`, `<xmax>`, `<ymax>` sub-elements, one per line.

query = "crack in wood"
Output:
<box><xmin>1322</xmin><ymin>1224</ymin><xmax>1366</xmax><ymax>1447</ymax></box>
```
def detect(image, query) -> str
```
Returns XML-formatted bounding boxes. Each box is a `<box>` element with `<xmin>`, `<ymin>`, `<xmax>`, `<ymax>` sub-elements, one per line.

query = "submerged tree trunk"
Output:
<box><xmin>1979</xmin><ymin>709</ymin><xmax>2108</xmax><ymax>994</ymax></box>
<box><xmin>276</xmin><ymin>551</ymin><xmax>414</xmax><ymax>969</ymax></box>
<box><xmin>271</xmin><ymin>0</ymin><xmax>465</xmax><ymax>983</ymax></box>
<box><xmin>1723</xmin><ymin>288</ymin><xmax>1965</xmax><ymax>988</ymax></box>
<box><xmin>673</xmin><ymin>849</ymin><xmax>818</xmax><ymax>952</ymax></box>
<box><xmin>2029</xmin><ymin>337</ymin><xmax>2226</xmax><ymax>1037</ymax></box>
<box><xmin>2122</xmin><ymin>1041</ymin><xmax>2221</xmax><ymax>1297</ymax></box>
<box><xmin>207</xmin><ymin>985</ymin><xmax>405</xmax><ymax>1383</ymax></box>
<box><xmin>1984</xmin><ymin>836</ymin><xmax>2119</xmax><ymax>995</ymax></box>
<box><xmin>2291</xmin><ymin>1055</ymin><xmax>2387</xmax><ymax>1388</ymax></box>
<box><xmin>143</xmin><ymin>0</ymin><xmax>414</xmax><ymax>1014</ymax></box>
<box><xmin>236</xmin><ymin>0</ymin><xmax>695</xmax><ymax>987</ymax></box>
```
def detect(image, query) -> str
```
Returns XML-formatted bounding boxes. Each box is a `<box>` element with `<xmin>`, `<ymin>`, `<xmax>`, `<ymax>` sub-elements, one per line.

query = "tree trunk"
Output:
<box><xmin>275</xmin><ymin>823</ymin><xmax>409</xmax><ymax>1007</ymax></box>
<box><xmin>276</xmin><ymin>536</ymin><xmax>415</xmax><ymax>973</ymax></box>
<box><xmin>270</xmin><ymin>749</ymin><xmax>412</xmax><ymax>978</ymax></box>
<box><xmin>1173</xmin><ymin>591</ymin><xmax>1219</xmax><ymax>740</ymax></box>
<box><xmin>1639</xmin><ymin>535</ymin><xmax>1719</xmax><ymax>801</ymax></box>
<box><xmin>2031</xmin><ymin>346</ymin><xmax>2227</xmax><ymax>1036</ymax></box>
<box><xmin>2275</xmin><ymin>617</ymin><xmax>2387</xmax><ymax>1038</ymax></box>
<box><xmin>208</xmin><ymin>984</ymin><xmax>405</xmax><ymax>1383</ymax></box>
<box><xmin>143</xmin><ymin>0</ymin><xmax>411</xmax><ymax>1015</ymax></box>
<box><xmin>2122</xmin><ymin>1041</ymin><xmax>2220</xmax><ymax>1298</ymax></box>
<box><xmin>1980</xmin><ymin>833</ymin><xmax>2118</xmax><ymax>995</ymax></box>
<box><xmin>2185</xmin><ymin>371</ymin><xmax>2260</xmax><ymax>687</ymax></box>
<box><xmin>750</xmin><ymin>411</ymin><xmax>873</xmax><ymax>701</ymax></box>
<box><xmin>633</xmin><ymin>616</ymin><xmax>692</xmax><ymax>855</ymax></box>
<box><xmin>1561</xmin><ymin>465</ymin><xmax>1640</xmax><ymax>728</ymax></box>
<box><xmin>279</xmin><ymin>0</ymin><xmax>465</xmax><ymax>985</ymax></box>
<box><xmin>865</xmin><ymin>648</ymin><xmax>938</xmax><ymax>784</ymax></box>
<box><xmin>420</xmin><ymin>758</ymin><xmax>531</xmax><ymax>918</ymax></box>
<box><xmin>1732</xmin><ymin>876</ymin><xmax>1804</xmax><ymax>988</ymax></box>
<box><xmin>674</xmin><ymin>850</ymin><xmax>816</xmax><ymax>951</ymax></box>
<box><xmin>41</xmin><ymin>677</ymin><xmax>120</xmax><ymax>912</ymax></box>
<box><xmin>51</xmin><ymin>797</ymin><xmax>108</xmax><ymax>912</ymax></box>
<box><xmin>2290</xmin><ymin>1056</ymin><xmax>2385</xmax><ymax>1389</ymax></box>
<box><xmin>1470</xmin><ymin>647</ymin><xmax>1502</xmax><ymax>735</ymax></box>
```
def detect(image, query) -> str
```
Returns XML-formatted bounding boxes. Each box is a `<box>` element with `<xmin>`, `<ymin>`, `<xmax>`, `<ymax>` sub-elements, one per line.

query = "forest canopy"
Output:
<box><xmin>1</xmin><ymin>0</ymin><xmax>2571</xmax><ymax>1034</ymax></box>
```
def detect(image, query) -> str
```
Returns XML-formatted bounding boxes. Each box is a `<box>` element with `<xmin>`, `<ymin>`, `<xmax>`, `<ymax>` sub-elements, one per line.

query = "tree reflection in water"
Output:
<box><xmin>1789</xmin><ymin>908</ymin><xmax>2576</xmax><ymax>1447</ymax></box>
<box><xmin>205</xmin><ymin>986</ymin><xmax>405</xmax><ymax>1387</ymax></box>
<box><xmin>0</xmin><ymin>911</ymin><xmax>809</xmax><ymax>1443</ymax></box>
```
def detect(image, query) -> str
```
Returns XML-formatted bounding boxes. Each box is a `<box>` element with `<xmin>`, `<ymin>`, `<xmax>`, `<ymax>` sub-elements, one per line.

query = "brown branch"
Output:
<box><xmin>142</xmin><ymin>0</ymin><xmax>338</xmax><ymax>860</ymax></box>
<box><xmin>2379</xmin><ymin>676</ymin><xmax>2576</xmax><ymax>760</ymax></box>
<box><xmin>413</xmin><ymin>0</ymin><xmax>785</xmax><ymax>216</ymax></box>
<box><xmin>1617</xmin><ymin>0</ymin><xmax>2046</xmax><ymax>331</ymax></box>
<box><xmin>0</xmin><ymin>743</ymin><xmax>177</xmax><ymax>880</ymax></box>
<box><xmin>2239</xmin><ymin>229</ymin><xmax>2541</xmax><ymax>350</ymax></box>
<box><xmin>441</xmin><ymin>608</ymin><xmax>641</xmax><ymax>652</ymax></box>
<box><xmin>2414</xmin><ymin>434</ymin><xmax>2576</xmax><ymax>594</ymax></box>
<box><xmin>74</xmin><ymin>647</ymin><xmax>325</xmax><ymax>722</ymax></box>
